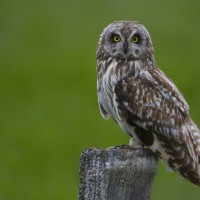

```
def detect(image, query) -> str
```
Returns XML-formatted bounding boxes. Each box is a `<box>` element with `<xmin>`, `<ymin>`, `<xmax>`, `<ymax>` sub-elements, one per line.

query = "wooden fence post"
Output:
<box><xmin>79</xmin><ymin>146</ymin><xmax>158</xmax><ymax>200</ymax></box>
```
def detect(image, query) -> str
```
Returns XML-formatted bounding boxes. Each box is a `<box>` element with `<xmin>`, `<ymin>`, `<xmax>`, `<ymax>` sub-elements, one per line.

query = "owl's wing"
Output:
<box><xmin>114</xmin><ymin>67</ymin><xmax>197</xmax><ymax>161</ymax></box>
<box><xmin>143</xmin><ymin>67</ymin><xmax>189</xmax><ymax>115</ymax></box>
<box><xmin>98</xmin><ymin>101</ymin><xmax>110</xmax><ymax>120</ymax></box>
<box><xmin>97</xmin><ymin>79</ymin><xmax>110</xmax><ymax>120</ymax></box>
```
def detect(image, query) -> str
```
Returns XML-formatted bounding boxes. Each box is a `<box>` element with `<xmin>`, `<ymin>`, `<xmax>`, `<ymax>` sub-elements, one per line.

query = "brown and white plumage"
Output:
<box><xmin>96</xmin><ymin>21</ymin><xmax>200</xmax><ymax>186</ymax></box>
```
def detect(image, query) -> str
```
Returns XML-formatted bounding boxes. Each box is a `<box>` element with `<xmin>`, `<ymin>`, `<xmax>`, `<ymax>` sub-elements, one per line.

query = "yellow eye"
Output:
<box><xmin>131</xmin><ymin>36</ymin><xmax>139</xmax><ymax>43</ymax></box>
<box><xmin>113</xmin><ymin>35</ymin><xmax>121</xmax><ymax>42</ymax></box>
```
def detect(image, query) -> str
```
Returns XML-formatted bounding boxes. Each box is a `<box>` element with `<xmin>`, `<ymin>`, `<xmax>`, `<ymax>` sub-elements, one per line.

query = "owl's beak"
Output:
<box><xmin>123</xmin><ymin>41</ymin><xmax>128</xmax><ymax>54</ymax></box>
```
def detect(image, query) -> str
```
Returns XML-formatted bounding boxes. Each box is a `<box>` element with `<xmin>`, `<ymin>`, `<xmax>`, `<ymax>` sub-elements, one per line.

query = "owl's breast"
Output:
<box><xmin>97</xmin><ymin>59</ymin><xmax>122</xmax><ymax>121</ymax></box>
<box><xmin>97</xmin><ymin>59</ymin><xmax>140</xmax><ymax>122</ymax></box>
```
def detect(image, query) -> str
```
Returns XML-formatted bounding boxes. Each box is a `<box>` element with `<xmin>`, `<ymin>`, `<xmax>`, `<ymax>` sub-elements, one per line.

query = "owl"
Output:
<box><xmin>96</xmin><ymin>21</ymin><xmax>200</xmax><ymax>186</ymax></box>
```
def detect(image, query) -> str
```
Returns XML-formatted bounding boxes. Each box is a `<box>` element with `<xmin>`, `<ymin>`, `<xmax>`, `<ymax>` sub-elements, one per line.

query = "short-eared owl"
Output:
<box><xmin>96</xmin><ymin>21</ymin><xmax>200</xmax><ymax>186</ymax></box>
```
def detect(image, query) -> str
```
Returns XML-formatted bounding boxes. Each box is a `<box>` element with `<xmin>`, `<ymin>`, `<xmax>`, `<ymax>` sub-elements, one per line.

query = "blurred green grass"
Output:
<box><xmin>0</xmin><ymin>0</ymin><xmax>200</xmax><ymax>199</ymax></box>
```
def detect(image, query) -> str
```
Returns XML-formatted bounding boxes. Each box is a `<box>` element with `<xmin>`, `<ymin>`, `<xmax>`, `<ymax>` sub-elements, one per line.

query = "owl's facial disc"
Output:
<box><xmin>101</xmin><ymin>21</ymin><xmax>151</xmax><ymax>60</ymax></box>
<box><xmin>106</xmin><ymin>31</ymin><xmax>144</xmax><ymax>60</ymax></box>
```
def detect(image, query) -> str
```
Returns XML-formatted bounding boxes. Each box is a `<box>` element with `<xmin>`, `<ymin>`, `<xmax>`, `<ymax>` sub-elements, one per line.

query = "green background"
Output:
<box><xmin>1</xmin><ymin>0</ymin><xmax>200</xmax><ymax>199</ymax></box>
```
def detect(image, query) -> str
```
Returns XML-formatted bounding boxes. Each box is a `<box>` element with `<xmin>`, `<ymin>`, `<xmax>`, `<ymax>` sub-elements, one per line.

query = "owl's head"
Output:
<box><xmin>97</xmin><ymin>21</ymin><xmax>154</xmax><ymax>61</ymax></box>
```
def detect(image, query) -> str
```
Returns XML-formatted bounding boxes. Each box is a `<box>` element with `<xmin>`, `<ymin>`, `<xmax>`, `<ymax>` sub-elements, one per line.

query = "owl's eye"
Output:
<box><xmin>131</xmin><ymin>35</ymin><xmax>139</xmax><ymax>43</ymax></box>
<box><xmin>113</xmin><ymin>34</ymin><xmax>121</xmax><ymax>43</ymax></box>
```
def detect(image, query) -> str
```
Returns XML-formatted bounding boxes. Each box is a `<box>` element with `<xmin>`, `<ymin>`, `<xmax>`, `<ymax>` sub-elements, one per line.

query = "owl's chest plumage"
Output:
<box><xmin>97</xmin><ymin>59</ymin><xmax>136</xmax><ymax>119</ymax></box>
<box><xmin>97</xmin><ymin>58</ymin><xmax>152</xmax><ymax>141</ymax></box>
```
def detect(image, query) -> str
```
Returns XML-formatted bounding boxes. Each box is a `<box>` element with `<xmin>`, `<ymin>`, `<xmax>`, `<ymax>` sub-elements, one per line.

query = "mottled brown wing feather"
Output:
<box><xmin>114</xmin><ymin>68</ymin><xmax>197</xmax><ymax>161</ymax></box>
<box><xmin>147</xmin><ymin>67</ymin><xmax>189</xmax><ymax>114</ymax></box>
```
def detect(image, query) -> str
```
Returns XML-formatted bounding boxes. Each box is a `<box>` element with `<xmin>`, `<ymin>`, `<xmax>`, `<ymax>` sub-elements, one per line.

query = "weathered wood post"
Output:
<box><xmin>79</xmin><ymin>146</ymin><xmax>158</xmax><ymax>200</ymax></box>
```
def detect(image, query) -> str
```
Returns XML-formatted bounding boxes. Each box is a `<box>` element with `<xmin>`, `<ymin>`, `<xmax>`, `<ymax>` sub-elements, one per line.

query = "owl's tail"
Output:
<box><xmin>150</xmin><ymin>120</ymin><xmax>200</xmax><ymax>186</ymax></box>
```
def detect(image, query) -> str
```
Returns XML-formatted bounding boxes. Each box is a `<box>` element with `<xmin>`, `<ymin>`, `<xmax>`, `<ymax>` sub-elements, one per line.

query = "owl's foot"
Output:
<box><xmin>129</xmin><ymin>137</ymin><xmax>143</xmax><ymax>149</ymax></box>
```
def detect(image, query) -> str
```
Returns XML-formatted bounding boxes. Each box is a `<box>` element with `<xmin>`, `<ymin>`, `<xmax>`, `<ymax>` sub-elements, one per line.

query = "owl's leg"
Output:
<box><xmin>129</xmin><ymin>137</ymin><xmax>143</xmax><ymax>149</ymax></box>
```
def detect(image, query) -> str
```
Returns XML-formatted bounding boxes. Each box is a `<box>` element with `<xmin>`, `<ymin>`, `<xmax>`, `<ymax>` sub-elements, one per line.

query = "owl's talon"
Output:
<box><xmin>129</xmin><ymin>137</ymin><xmax>143</xmax><ymax>149</ymax></box>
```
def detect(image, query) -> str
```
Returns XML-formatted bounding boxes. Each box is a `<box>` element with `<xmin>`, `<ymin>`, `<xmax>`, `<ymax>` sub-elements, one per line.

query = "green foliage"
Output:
<box><xmin>0</xmin><ymin>0</ymin><xmax>200</xmax><ymax>199</ymax></box>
